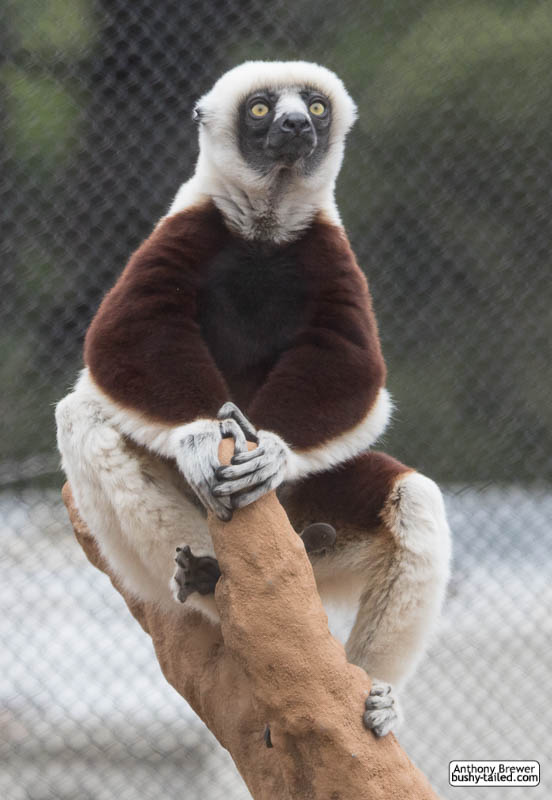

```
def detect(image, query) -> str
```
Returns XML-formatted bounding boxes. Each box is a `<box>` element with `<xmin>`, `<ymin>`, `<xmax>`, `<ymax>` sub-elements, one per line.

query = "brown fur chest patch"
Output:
<box><xmin>85</xmin><ymin>202</ymin><xmax>384</xmax><ymax>436</ymax></box>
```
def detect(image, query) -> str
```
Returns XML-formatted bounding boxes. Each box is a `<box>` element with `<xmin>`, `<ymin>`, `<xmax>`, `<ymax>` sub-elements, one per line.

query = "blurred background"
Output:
<box><xmin>1</xmin><ymin>0</ymin><xmax>551</xmax><ymax>798</ymax></box>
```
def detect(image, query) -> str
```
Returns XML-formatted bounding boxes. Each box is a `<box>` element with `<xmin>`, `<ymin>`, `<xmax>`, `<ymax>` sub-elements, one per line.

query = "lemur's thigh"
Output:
<box><xmin>56</xmin><ymin>387</ymin><xmax>212</xmax><ymax>609</ymax></box>
<box><xmin>280</xmin><ymin>451</ymin><xmax>451</xmax><ymax>687</ymax></box>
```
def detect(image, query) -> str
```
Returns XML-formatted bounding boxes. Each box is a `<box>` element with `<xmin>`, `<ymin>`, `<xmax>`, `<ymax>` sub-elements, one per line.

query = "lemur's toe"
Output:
<box><xmin>171</xmin><ymin>545</ymin><xmax>221</xmax><ymax>603</ymax></box>
<box><xmin>363</xmin><ymin>679</ymin><xmax>398</xmax><ymax>738</ymax></box>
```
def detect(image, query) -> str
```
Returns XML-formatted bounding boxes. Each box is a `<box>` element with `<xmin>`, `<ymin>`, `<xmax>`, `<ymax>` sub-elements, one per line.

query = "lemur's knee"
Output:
<box><xmin>56</xmin><ymin>388</ymin><xmax>105</xmax><ymax>442</ymax></box>
<box><xmin>55</xmin><ymin>392</ymin><xmax>79</xmax><ymax>439</ymax></box>
<box><xmin>56</xmin><ymin>392</ymin><xmax>88</xmax><ymax>459</ymax></box>
<box><xmin>56</xmin><ymin>387</ymin><xmax>129</xmax><ymax>484</ymax></box>
<box><xmin>344</xmin><ymin>472</ymin><xmax>450</xmax><ymax>689</ymax></box>
<box><xmin>382</xmin><ymin>471</ymin><xmax>451</xmax><ymax>574</ymax></box>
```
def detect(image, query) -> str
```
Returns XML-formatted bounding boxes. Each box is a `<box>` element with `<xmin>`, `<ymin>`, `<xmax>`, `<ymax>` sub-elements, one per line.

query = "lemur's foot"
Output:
<box><xmin>171</xmin><ymin>545</ymin><xmax>221</xmax><ymax>603</ymax></box>
<box><xmin>300</xmin><ymin>522</ymin><xmax>337</xmax><ymax>554</ymax></box>
<box><xmin>363</xmin><ymin>679</ymin><xmax>399</xmax><ymax>738</ymax></box>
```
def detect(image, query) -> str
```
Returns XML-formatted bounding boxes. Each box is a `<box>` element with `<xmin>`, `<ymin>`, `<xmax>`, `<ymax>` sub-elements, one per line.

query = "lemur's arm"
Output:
<box><xmin>84</xmin><ymin>205</ymin><xmax>245</xmax><ymax>519</ymax></box>
<box><xmin>85</xmin><ymin>205</ymin><xmax>230</xmax><ymax>427</ymax></box>
<box><xmin>249</xmin><ymin>219</ymin><xmax>389</xmax><ymax>465</ymax></box>
<box><xmin>214</xmin><ymin>220</ymin><xmax>391</xmax><ymax>506</ymax></box>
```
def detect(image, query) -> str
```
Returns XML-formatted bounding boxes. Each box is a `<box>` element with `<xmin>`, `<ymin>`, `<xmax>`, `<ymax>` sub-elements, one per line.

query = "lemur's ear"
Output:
<box><xmin>192</xmin><ymin>104</ymin><xmax>203</xmax><ymax>123</ymax></box>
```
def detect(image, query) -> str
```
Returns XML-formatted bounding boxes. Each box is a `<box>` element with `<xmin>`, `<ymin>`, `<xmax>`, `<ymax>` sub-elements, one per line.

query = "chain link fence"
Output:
<box><xmin>1</xmin><ymin>1</ymin><xmax>551</xmax><ymax>797</ymax></box>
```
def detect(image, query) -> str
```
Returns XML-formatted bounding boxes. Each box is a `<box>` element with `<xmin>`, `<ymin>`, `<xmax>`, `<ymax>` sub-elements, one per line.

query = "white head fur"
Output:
<box><xmin>168</xmin><ymin>60</ymin><xmax>358</xmax><ymax>242</ymax></box>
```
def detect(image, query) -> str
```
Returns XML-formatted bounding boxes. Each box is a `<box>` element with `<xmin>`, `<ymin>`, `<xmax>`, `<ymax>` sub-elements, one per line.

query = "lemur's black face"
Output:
<box><xmin>237</xmin><ymin>87</ymin><xmax>331</xmax><ymax>175</ymax></box>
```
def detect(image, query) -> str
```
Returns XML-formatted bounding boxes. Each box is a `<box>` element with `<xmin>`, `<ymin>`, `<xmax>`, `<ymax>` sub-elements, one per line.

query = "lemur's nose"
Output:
<box><xmin>279</xmin><ymin>112</ymin><xmax>312</xmax><ymax>135</ymax></box>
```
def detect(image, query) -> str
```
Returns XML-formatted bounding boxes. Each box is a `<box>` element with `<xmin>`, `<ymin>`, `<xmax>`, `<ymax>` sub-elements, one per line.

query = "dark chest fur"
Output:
<box><xmin>198</xmin><ymin>238</ymin><xmax>309</xmax><ymax>392</ymax></box>
<box><xmin>85</xmin><ymin>204</ymin><xmax>381</xmax><ymax>431</ymax></box>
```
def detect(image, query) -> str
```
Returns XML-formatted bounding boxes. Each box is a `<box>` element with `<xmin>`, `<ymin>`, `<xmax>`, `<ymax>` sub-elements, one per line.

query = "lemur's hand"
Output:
<box><xmin>172</xmin><ymin>418</ymin><xmax>250</xmax><ymax>521</ymax></box>
<box><xmin>213</xmin><ymin>429</ymin><xmax>291</xmax><ymax>509</ymax></box>
<box><xmin>217</xmin><ymin>401</ymin><xmax>258</xmax><ymax>443</ymax></box>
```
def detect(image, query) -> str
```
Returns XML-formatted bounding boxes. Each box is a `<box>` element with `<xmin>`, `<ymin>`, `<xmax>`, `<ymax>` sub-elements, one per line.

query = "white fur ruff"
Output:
<box><xmin>167</xmin><ymin>60</ymin><xmax>358</xmax><ymax>242</ymax></box>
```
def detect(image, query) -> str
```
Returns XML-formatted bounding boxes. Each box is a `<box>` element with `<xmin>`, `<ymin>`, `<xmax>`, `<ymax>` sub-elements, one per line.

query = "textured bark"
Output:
<box><xmin>62</xmin><ymin>438</ymin><xmax>440</xmax><ymax>799</ymax></box>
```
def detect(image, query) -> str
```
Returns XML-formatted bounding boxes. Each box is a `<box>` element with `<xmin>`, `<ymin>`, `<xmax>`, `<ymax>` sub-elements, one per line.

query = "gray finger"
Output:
<box><xmin>193</xmin><ymin>476</ymin><xmax>233</xmax><ymax>521</ymax></box>
<box><xmin>219</xmin><ymin>418</ymin><xmax>248</xmax><ymax>455</ymax></box>
<box><xmin>230</xmin><ymin>446</ymin><xmax>265</xmax><ymax>465</ymax></box>
<box><xmin>217</xmin><ymin>401</ymin><xmax>238</xmax><ymax>419</ymax></box>
<box><xmin>216</xmin><ymin>454</ymin><xmax>268</xmax><ymax>481</ymax></box>
<box><xmin>213</xmin><ymin>463</ymin><xmax>280</xmax><ymax>496</ymax></box>
<box><xmin>230</xmin><ymin>478</ymin><xmax>278</xmax><ymax>509</ymax></box>
<box><xmin>368</xmin><ymin>680</ymin><xmax>392</xmax><ymax>697</ymax></box>
<box><xmin>205</xmin><ymin>451</ymin><xmax>233</xmax><ymax>507</ymax></box>
<box><xmin>365</xmin><ymin>694</ymin><xmax>394</xmax><ymax>710</ymax></box>
<box><xmin>238</xmin><ymin>420</ymin><xmax>258</xmax><ymax>442</ymax></box>
<box><xmin>363</xmin><ymin>708</ymin><xmax>397</xmax><ymax>738</ymax></box>
<box><xmin>204</xmin><ymin>470</ymin><xmax>234</xmax><ymax>512</ymax></box>
<box><xmin>217</xmin><ymin>402</ymin><xmax>258</xmax><ymax>441</ymax></box>
<box><xmin>203</xmin><ymin>492</ymin><xmax>233</xmax><ymax>521</ymax></box>
<box><xmin>198</xmin><ymin>488</ymin><xmax>232</xmax><ymax>521</ymax></box>
<box><xmin>231</xmin><ymin>402</ymin><xmax>258</xmax><ymax>439</ymax></box>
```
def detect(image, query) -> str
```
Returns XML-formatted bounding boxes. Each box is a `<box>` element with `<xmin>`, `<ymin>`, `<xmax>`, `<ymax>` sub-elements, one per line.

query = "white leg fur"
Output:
<box><xmin>57</xmin><ymin>377</ymin><xmax>450</xmax><ymax>669</ymax></box>
<box><xmin>56</xmin><ymin>382</ymin><xmax>219</xmax><ymax>620</ymax></box>
<box><xmin>342</xmin><ymin>472</ymin><xmax>451</xmax><ymax>688</ymax></box>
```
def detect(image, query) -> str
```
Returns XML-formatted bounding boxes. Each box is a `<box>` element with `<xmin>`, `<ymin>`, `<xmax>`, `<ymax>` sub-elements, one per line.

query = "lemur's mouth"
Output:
<box><xmin>265</xmin><ymin>132</ymin><xmax>317</xmax><ymax>165</ymax></box>
<box><xmin>275</xmin><ymin>148</ymin><xmax>316</xmax><ymax>167</ymax></box>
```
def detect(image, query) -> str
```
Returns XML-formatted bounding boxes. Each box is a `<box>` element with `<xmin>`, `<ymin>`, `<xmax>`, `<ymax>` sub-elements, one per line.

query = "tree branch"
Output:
<box><xmin>62</xmin><ymin>439</ymin><xmax>439</xmax><ymax>799</ymax></box>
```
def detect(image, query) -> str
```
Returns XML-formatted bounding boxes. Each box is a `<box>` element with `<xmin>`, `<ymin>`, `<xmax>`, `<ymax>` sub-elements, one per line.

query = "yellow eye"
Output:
<box><xmin>250</xmin><ymin>102</ymin><xmax>269</xmax><ymax>118</ymax></box>
<box><xmin>309</xmin><ymin>101</ymin><xmax>326</xmax><ymax>116</ymax></box>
